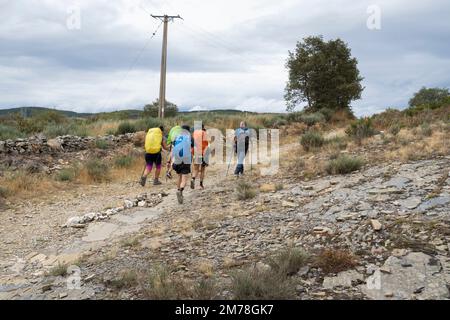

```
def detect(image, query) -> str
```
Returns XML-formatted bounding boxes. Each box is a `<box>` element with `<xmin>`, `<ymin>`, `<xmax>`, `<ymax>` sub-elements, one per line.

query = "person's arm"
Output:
<box><xmin>162</xmin><ymin>139</ymin><xmax>169</xmax><ymax>151</ymax></box>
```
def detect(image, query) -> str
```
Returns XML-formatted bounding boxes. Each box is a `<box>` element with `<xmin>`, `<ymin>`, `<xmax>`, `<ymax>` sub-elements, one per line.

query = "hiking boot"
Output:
<box><xmin>190</xmin><ymin>179</ymin><xmax>195</xmax><ymax>189</ymax></box>
<box><xmin>176</xmin><ymin>190</ymin><xmax>183</xmax><ymax>204</ymax></box>
<box><xmin>153</xmin><ymin>179</ymin><xmax>162</xmax><ymax>186</ymax></box>
<box><xmin>200</xmin><ymin>181</ymin><xmax>204</xmax><ymax>189</ymax></box>
<box><xmin>140</xmin><ymin>176</ymin><xmax>147</xmax><ymax>187</ymax></box>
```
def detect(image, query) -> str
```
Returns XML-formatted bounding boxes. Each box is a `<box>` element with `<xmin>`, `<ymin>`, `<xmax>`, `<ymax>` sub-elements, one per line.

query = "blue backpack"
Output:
<box><xmin>173</xmin><ymin>133</ymin><xmax>192</xmax><ymax>164</ymax></box>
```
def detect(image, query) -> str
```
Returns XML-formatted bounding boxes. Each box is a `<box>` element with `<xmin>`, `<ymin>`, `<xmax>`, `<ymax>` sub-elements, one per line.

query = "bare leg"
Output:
<box><xmin>177</xmin><ymin>174</ymin><xmax>182</xmax><ymax>189</ymax></box>
<box><xmin>180</xmin><ymin>174</ymin><xmax>188</xmax><ymax>190</ymax></box>
<box><xmin>143</xmin><ymin>165</ymin><xmax>152</xmax><ymax>178</ymax></box>
<box><xmin>191</xmin><ymin>164</ymin><xmax>199</xmax><ymax>189</ymax></box>
<box><xmin>155</xmin><ymin>166</ymin><xmax>161</xmax><ymax>180</ymax></box>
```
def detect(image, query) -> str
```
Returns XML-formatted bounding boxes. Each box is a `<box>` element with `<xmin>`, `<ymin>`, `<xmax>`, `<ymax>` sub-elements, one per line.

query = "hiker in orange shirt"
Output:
<box><xmin>190</xmin><ymin>124</ymin><xmax>210</xmax><ymax>190</ymax></box>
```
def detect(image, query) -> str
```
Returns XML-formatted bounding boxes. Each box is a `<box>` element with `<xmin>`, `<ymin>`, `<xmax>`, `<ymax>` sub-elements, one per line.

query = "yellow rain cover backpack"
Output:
<box><xmin>145</xmin><ymin>128</ymin><xmax>163</xmax><ymax>154</ymax></box>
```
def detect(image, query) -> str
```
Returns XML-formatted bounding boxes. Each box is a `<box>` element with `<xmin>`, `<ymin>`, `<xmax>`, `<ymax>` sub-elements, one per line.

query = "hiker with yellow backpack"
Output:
<box><xmin>140</xmin><ymin>126</ymin><xmax>169</xmax><ymax>187</ymax></box>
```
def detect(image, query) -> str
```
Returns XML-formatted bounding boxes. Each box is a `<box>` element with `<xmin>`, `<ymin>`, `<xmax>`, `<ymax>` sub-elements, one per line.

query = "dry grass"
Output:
<box><xmin>86</xmin><ymin>120</ymin><xmax>121</xmax><ymax>136</ymax></box>
<box><xmin>139</xmin><ymin>265</ymin><xmax>217</xmax><ymax>300</ymax></box>
<box><xmin>47</xmin><ymin>263</ymin><xmax>68</xmax><ymax>277</ymax></box>
<box><xmin>108</xmin><ymin>270</ymin><xmax>139</xmax><ymax>290</ymax></box>
<box><xmin>268</xmin><ymin>247</ymin><xmax>309</xmax><ymax>276</ymax></box>
<box><xmin>236</xmin><ymin>181</ymin><xmax>258</xmax><ymax>200</ymax></box>
<box><xmin>231</xmin><ymin>267</ymin><xmax>295</xmax><ymax>300</ymax></box>
<box><xmin>314</xmin><ymin>249</ymin><xmax>358</xmax><ymax>274</ymax></box>
<box><xmin>0</xmin><ymin>171</ymin><xmax>60</xmax><ymax>200</ymax></box>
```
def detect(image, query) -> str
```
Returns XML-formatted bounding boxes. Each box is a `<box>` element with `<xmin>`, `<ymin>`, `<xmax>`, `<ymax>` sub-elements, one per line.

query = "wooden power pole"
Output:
<box><xmin>151</xmin><ymin>14</ymin><xmax>182</xmax><ymax>118</ymax></box>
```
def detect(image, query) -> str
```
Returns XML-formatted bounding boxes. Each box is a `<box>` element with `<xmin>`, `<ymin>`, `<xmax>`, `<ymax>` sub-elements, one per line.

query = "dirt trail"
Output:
<box><xmin>0</xmin><ymin>142</ymin><xmax>293</xmax><ymax>299</ymax></box>
<box><xmin>1</xmin><ymin>141</ymin><xmax>449</xmax><ymax>300</ymax></box>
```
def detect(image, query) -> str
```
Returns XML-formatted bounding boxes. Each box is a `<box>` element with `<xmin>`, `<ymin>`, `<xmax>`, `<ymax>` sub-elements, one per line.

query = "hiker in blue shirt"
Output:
<box><xmin>234</xmin><ymin>121</ymin><xmax>250</xmax><ymax>177</ymax></box>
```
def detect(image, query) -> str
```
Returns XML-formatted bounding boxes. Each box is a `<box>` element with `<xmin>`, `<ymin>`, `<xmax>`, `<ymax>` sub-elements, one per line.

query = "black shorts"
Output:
<box><xmin>172</xmin><ymin>163</ymin><xmax>191</xmax><ymax>175</ymax></box>
<box><xmin>145</xmin><ymin>152</ymin><xmax>162</xmax><ymax>166</ymax></box>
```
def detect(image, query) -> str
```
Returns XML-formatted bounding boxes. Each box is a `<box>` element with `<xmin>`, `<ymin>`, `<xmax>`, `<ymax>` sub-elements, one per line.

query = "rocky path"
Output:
<box><xmin>1</xmin><ymin>151</ymin><xmax>449</xmax><ymax>300</ymax></box>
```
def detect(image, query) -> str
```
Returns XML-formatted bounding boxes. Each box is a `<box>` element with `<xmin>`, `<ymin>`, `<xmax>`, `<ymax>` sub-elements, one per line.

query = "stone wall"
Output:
<box><xmin>0</xmin><ymin>133</ymin><xmax>138</xmax><ymax>156</ymax></box>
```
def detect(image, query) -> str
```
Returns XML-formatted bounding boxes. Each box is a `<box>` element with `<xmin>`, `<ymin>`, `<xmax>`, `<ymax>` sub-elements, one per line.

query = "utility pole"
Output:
<box><xmin>151</xmin><ymin>14</ymin><xmax>182</xmax><ymax>118</ymax></box>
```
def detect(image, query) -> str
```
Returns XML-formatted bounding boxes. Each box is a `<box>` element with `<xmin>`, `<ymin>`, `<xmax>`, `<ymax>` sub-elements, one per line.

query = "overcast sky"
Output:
<box><xmin>1</xmin><ymin>0</ymin><xmax>449</xmax><ymax>116</ymax></box>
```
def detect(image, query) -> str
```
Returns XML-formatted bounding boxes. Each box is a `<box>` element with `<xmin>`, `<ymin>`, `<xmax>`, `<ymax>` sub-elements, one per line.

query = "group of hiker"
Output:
<box><xmin>140</xmin><ymin>121</ymin><xmax>251</xmax><ymax>204</ymax></box>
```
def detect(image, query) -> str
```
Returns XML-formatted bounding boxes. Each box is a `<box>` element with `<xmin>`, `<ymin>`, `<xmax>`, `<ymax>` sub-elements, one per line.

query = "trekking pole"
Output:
<box><xmin>139</xmin><ymin>162</ymin><xmax>146</xmax><ymax>182</ymax></box>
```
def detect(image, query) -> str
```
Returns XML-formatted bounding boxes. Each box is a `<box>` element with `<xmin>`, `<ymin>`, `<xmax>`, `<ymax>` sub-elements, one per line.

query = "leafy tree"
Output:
<box><xmin>143</xmin><ymin>99</ymin><xmax>179</xmax><ymax>118</ymax></box>
<box><xmin>285</xmin><ymin>36</ymin><xmax>364</xmax><ymax>114</ymax></box>
<box><xmin>408</xmin><ymin>87</ymin><xmax>450</xmax><ymax>107</ymax></box>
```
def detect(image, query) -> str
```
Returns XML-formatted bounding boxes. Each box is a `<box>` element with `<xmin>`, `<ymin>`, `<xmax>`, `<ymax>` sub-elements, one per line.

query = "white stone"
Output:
<box><xmin>370</xmin><ymin>219</ymin><xmax>383</xmax><ymax>231</ymax></box>
<box><xmin>138</xmin><ymin>201</ymin><xmax>146</xmax><ymax>207</ymax></box>
<box><xmin>66</xmin><ymin>216</ymin><xmax>83</xmax><ymax>227</ymax></box>
<box><xmin>124</xmin><ymin>200</ymin><xmax>133</xmax><ymax>209</ymax></box>
<box><xmin>323</xmin><ymin>270</ymin><xmax>363</xmax><ymax>289</ymax></box>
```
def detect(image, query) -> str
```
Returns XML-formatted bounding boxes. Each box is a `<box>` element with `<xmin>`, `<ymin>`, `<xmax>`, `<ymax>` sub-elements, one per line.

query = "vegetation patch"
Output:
<box><xmin>314</xmin><ymin>249</ymin><xmax>358</xmax><ymax>274</ymax></box>
<box><xmin>326</xmin><ymin>155</ymin><xmax>363</xmax><ymax>175</ymax></box>
<box><xmin>114</xmin><ymin>155</ymin><xmax>134</xmax><ymax>168</ymax></box>
<box><xmin>231</xmin><ymin>267</ymin><xmax>295</xmax><ymax>300</ymax></box>
<box><xmin>236</xmin><ymin>181</ymin><xmax>258</xmax><ymax>200</ymax></box>
<box><xmin>268</xmin><ymin>247</ymin><xmax>309</xmax><ymax>276</ymax></box>
<box><xmin>85</xmin><ymin>159</ymin><xmax>110</xmax><ymax>182</ymax></box>
<box><xmin>301</xmin><ymin>131</ymin><xmax>325</xmax><ymax>151</ymax></box>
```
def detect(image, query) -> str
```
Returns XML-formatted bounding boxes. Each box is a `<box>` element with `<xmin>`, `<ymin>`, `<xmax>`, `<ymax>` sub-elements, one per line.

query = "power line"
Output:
<box><xmin>101</xmin><ymin>21</ymin><xmax>163</xmax><ymax>111</ymax></box>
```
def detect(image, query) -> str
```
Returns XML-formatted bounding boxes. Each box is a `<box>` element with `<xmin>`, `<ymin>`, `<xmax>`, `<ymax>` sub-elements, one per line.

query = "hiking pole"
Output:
<box><xmin>139</xmin><ymin>162</ymin><xmax>146</xmax><ymax>184</ymax></box>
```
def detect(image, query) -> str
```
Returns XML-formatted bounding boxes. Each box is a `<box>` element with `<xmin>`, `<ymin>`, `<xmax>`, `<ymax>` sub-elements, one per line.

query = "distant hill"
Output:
<box><xmin>0</xmin><ymin>106</ymin><xmax>268</xmax><ymax>120</ymax></box>
<box><xmin>0</xmin><ymin>107</ymin><xmax>93</xmax><ymax>118</ymax></box>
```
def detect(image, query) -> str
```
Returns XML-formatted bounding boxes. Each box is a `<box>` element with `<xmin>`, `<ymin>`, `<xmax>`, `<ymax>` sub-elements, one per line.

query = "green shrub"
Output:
<box><xmin>142</xmin><ymin>266</ymin><xmax>189</xmax><ymax>300</ymax></box>
<box><xmin>106</xmin><ymin>129</ymin><xmax>116</xmax><ymax>136</ymax></box>
<box><xmin>135</xmin><ymin>118</ymin><xmax>163</xmax><ymax>132</ymax></box>
<box><xmin>262</xmin><ymin>116</ymin><xmax>288</xmax><ymax>128</ymax></box>
<box><xmin>326</xmin><ymin>155</ymin><xmax>364</xmax><ymax>175</ymax></box>
<box><xmin>114</xmin><ymin>155</ymin><xmax>134</xmax><ymax>168</ymax></box>
<box><xmin>300</xmin><ymin>112</ymin><xmax>325</xmax><ymax>126</ymax></box>
<box><xmin>0</xmin><ymin>186</ymin><xmax>9</xmax><ymax>198</ymax></box>
<box><xmin>116</xmin><ymin>122</ymin><xmax>137</xmax><ymax>135</ymax></box>
<box><xmin>300</xmin><ymin>131</ymin><xmax>325</xmax><ymax>151</ymax></box>
<box><xmin>95</xmin><ymin>139</ymin><xmax>109</xmax><ymax>150</ymax></box>
<box><xmin>389</xmin><ymin>124</ymin><xmax>401</xmax><ymax>136</ymax></box>
<box><xmin>86</xmin><ymin>159</ymin><xmax>110</xmax><ymax>182</ymax></box>
<box><xmin>55</xmin><ymin>167</ymin><xmax>77</xmax><ymax>182</ymax></box>
<box><xmin>0</xmin><ymin>124</ymin><xmax>23</xmax><ymax>140</ymax></box>
<box><xmin>318</xmin><ymin>108</ymin><xmax>334</xmax><ymax>121</ymax></box>
<box><xmin>43</xmin><ymin>124</ymin><xmax>70</xmax><ymax>138</ymax></box>
<box><xmin>420</xmin><ymin>123</ymin><xmax>433</xmax><ymax>137</ymax></box>
<box><xmin>345</xmin><ymin>118</ymin><xmax>377</xmax><ymax>141</ymax></box>
<box><xmin>286</xmin><ymin>112</ymin><xmax>303</xmax><ymax>123</ymax></box>
<box><xmin>268</xmin><ymin>248</ymin><xmax>309</xmax><ymax>276</ymax></box>
<box><xmin>231</xmin><ymin>267</ymin><xmax>294</xmax><ymax>300</ymax></box>
<box><xmin>236</xmin><ymin>181</ymin><xmax>257</xmax><ymax>200</ymax></box>
<box><xmin>43</xmin><ymin>122</ymin><xmax>90</xmax><ymax>138</ymax></box>
<box><xmin>326</xmin><ymin>136</ymin><xmax>348</xmax><ymax>150</ymax></box>
<box><xmin>108</xmin><ymin>270</ymin><xmax>138</xmax><ymax>290</ymax></box>
<box><xmin>47</xmin><ymin>263</ymin><xmax>68</xmax><ymax>277</ymax></box>
<box><xmin>71</xmin><ymin>123</ymin><xmax>89</xmax><ymax>137</ymax></box>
